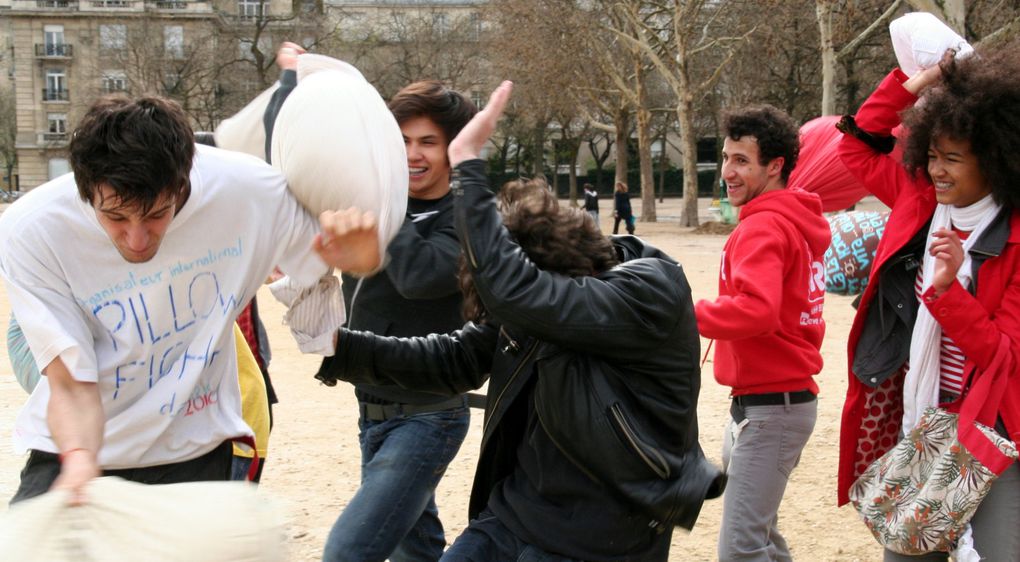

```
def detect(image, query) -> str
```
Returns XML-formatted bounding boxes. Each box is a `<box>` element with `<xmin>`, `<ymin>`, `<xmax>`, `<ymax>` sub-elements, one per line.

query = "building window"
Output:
<box><xmin>43</xmin><ymin>25</ymin><xmax>66</xmax><ymax>56</ymax></box>
<box><xmin>164</xmin><ymin>26</ymin><xmax>184</xmax><ymax>59</ymax></box>
<box><xmin>432</xmin><ymin>13</ymin><xmax>448</xmax><ymax>37</ymax></box>
<box><xmin>99</xmin><ymin>24</ymin><xmax>127</xmax><ymax>50</ymax></box>
<box><xmin>48</xmin><ymin>158</ymin><xmax>71</xmax><ymax>180</ymax></box>
<box><xmin>238</xmin><ymin>0</ymin><xmax>263</xmax><ymax>20</ymax></box>
<box><xmin>238</xmin><ymin>36</ymin><xmax>271</xmax><ymax>61</ymax></box>
<box><xmin>102</xmin><ymin>71</ymin><xmax>128</xmax><ymax>93</ymax></box>
<box><xmin>46</xmin><ymin>113</ymin><xmax>68</xmax><ymax>140</ymax></box>
<box><xmin>163</xmin><ymin>72</ymin><xmax>181</xmax><ymax>94</ymax></box>
<box><xmin>44</xmin><ymin>69</ymin><xmax>67</xmax><ymax>101</ymax></box>
<box><xmin>469</xmin><ymin>12</ymin><xmax>482</xmax><ymax>40</ymax></box>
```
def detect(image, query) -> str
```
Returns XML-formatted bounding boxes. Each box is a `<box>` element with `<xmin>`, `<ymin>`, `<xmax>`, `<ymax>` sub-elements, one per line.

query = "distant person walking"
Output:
<box><xmin>582</xmin><ymin>183</ymin><xmax>600</xmax><ymax>230</ymax></box>
<box><xmin>613</xmin><ymin>181</ymin><xmax>635</xmax><ymax>235</ymax></box>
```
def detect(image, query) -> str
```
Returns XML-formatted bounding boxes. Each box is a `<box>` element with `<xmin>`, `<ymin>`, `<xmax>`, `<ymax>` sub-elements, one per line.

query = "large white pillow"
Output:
<box><xmin>272</xmin><ymin>54</ymin><xmax>408</xmax><ymax>258</ymax></box>
<box><xmin>890</xmin><ymin>12</ymin><xmax>973</xmax><ymax>77</ymax></box>
<box><xmin>0</xmin><ymin>477</ymin><xmax>287</xmax><ymax>561</ymax></box>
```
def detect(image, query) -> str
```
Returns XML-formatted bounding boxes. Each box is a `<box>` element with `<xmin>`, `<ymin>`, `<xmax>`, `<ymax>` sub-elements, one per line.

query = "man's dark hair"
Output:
<box><xmin>901</xmin><ymin>42</ymin><xmax>1020</xmax><ymax>210</ymax></box>
<box><xmin>70</xmin><ymin>94</ymin><xmax>194</xmax><ymax>213</ymax></box>
<box><xmin>459</xmin><ymin>179</ymin><xmax>619</xmax><ymax>323</ymax></box>
<box><xmin>388</xmin><ymin>81</ymin><xmax>478</xmax><ymax>145</ymax></box>
<box><xmin>722</xmin><ymin>104</ymin><xmax>800</xmax><ymax>183</ymax></box>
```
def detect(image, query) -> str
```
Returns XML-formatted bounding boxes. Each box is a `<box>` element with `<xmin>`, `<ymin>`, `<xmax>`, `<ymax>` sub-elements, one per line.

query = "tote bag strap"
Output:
<box><xmin>957</xmin><ymin>333</ymin><xmax>1015</xmax><ymax>474</ymax></box>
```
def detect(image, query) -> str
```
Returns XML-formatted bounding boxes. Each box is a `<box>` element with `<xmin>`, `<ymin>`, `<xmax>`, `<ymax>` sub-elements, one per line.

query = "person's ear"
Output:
<box><xmin>767</xmin><ymin>156</ymin><xmax>784</xmax><ymax>178</ymax></box>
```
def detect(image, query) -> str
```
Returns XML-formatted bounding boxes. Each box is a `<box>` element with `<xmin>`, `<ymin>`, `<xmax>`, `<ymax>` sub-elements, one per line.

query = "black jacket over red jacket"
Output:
<box><xmin>317</xmin><ymin>159</ymin><xmax>724</xmax><ymax>561</ymax></box>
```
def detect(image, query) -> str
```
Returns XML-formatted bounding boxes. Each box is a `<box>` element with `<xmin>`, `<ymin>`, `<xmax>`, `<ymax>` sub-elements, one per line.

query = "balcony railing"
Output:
<box><xmin>92</xmin><ymin>0</ymin><xmax>132</xmax><ymax>6</ymax></box>
<box><xmin>38</xmin><ymin>132</ymin><xmax>70</xmax><ymax>144</ymax></box>
<box><xmin>41</xmin><ymin>89</ymin><xmax>69</xmax><ymax>102</ymax></box>
<box><xmin>154</xmin><ymin>0</ymin><xmax>186</xmax><ymax>8</ymax></box>
<box><xmin>35</xmin><ymin>44</ymin><xmax>74</xmax><ymax>57</ymax></box>
<box><xmin>35</xmin><ymin>0</ymin><xmax>76</xmax><ymax>7</ymax></box>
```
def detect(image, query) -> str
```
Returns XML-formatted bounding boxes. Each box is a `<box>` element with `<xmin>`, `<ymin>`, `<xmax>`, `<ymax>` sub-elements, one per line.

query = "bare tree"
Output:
<box><xmin>816</xmin><ymin>0</ymin><xmax>904</xmax><ymax>115</ymax></box>
<box><xmin>614</xmin><ymin>0</ymin><xmax>759</xmax><ymax>227</ymax></box>
<box><xmin>85</xmin><ymin>17</ymin><xmax>226</xmax><ymax>129</ymax></box>
<box><xmin>328</xmin><ymin>7</ymin><xmax>488</xmax><ymax>100</ymax></box>
<box><xmin>216</xmin><ymin>0</ymin><xmax>343</xmax><ymax>115</ymax></box>
<box><xmin>0</xmin><ymin>85</ymin><xmax>15</xmax><ymax>192</ymax></box>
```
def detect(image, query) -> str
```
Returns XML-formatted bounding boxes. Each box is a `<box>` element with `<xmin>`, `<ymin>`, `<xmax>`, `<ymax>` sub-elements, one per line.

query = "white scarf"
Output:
<box><xmin>901</xmin><ymin>193</ymin><xmax>1000</xmax><ymax>431</ymax></box>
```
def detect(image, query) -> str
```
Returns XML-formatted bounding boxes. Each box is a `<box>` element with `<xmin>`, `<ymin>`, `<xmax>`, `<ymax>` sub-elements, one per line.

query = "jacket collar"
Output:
<box><xmin>969</xmin><ymin>207</ymin><xmax>1014</xmax><ymax>260</ymax></box>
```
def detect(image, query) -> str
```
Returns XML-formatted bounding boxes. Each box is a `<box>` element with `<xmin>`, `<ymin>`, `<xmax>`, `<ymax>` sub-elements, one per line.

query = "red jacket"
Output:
<box><xmin>837</xmin><ymin>69</ymin><xmax>1020</xmax><ymax>505</ymax></box>
<box><xmin>695</xmin><ymin>188</ymin><xmax>829</xmax><ymax>396</ymax></box>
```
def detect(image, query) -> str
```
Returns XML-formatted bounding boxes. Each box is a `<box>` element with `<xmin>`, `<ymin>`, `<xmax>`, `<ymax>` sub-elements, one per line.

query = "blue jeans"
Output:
<box><xmin>323</xmin><ymin>405</ymin><xmax>470</xmax><ymax>562</ymax></box>
<box><xmin>441</xmin><ymin>508</ymin><xmax>583</xmax><ymax>562</ymax></box>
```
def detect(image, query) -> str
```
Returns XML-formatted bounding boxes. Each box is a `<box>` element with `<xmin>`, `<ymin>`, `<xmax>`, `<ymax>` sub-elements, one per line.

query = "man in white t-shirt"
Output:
<box><xmin>0</xmin><ymin>94</ymin><xmax>380</xmax><ymax>505</ymax></box>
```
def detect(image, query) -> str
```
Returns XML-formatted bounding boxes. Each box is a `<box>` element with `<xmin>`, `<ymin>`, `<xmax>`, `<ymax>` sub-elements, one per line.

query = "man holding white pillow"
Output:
<box><xmin>265</xmin><ymin>43</ymin><xmax>479</xmax><ymax>562</ymax></box>
<box><xmin>0</xmin><ymin>93</ymin><xmax>380</xmax><ymax>506</ymax></box>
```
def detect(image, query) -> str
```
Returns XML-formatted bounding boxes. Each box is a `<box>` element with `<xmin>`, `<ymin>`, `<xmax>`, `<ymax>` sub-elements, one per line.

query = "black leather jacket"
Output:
<box><xmin>318</xmin><ymin>159</ymin><xmax>723</xmax><ymax>536</ymax></box>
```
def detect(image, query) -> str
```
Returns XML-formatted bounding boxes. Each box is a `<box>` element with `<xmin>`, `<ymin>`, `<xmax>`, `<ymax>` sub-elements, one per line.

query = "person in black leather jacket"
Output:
<box><xmin>316</xmin><ymin>82</ymin><xmax>724</xmax><ymax>561</ymax></box>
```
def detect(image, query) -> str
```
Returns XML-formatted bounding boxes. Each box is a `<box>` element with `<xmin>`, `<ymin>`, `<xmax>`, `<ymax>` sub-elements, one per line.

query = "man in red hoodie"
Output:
<box><xmin>695</xmin><ymin>105</ymin><xmax>829</xmax><ymax>562</ymax></box>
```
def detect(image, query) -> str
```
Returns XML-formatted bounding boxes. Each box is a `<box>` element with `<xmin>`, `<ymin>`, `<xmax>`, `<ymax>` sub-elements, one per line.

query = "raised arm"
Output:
<box><xmin>445</xmin><ymin>83</ymin><xmax>685</xmax><ymax>353</ymax></box>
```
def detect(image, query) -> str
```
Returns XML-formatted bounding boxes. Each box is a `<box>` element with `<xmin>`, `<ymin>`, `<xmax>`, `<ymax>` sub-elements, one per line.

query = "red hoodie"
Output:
<box><xmin>695</xmin><ymin>188</ymin><xmax>830</xmax><ymax>396</ymax></box>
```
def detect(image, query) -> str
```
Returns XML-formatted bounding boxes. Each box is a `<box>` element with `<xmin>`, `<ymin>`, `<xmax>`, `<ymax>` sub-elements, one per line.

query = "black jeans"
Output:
<box><xmin>10</xmin><ymin>440</ymin><xmax>233</xmax><ymax>505</ymax></box>
<box><xmin>613</xmin><ymin>215</ymin><xmax>635</xmax><ymax>235</ymax></box>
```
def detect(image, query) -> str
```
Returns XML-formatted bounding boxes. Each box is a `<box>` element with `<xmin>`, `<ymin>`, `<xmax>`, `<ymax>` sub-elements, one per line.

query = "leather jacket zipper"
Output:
<box><xmin>451</xmin><ymin>172</ymin><xmax>478</xmax><ymax>268</ymax></box>
<box><xmin>534</xmin><ymin>399</ymin><xmax>600</xmax><ymax>482</ymax></box>
<box><xmin>484</xmin><ymin>338</ymin><xmax>538</xmax><ymax>428</ymax></box>
<box><xmin>610</xmin><ymin>403</ymin><xmax>670</xmax><ymax>479</ymax></box>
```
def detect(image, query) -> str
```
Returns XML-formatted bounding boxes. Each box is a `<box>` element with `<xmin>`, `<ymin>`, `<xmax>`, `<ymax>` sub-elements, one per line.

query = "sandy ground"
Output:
<box><xmin>0</xmin><ymin>197</ymin><xmax>890</xmax><ymax>561</ymax></box>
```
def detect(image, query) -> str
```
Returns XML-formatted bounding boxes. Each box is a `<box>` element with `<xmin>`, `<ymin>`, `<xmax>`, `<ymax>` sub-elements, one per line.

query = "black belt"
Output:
<box><xmin>732</xmin><ymin>390</ymin><xmax>816</xmax><ymax>408</ymax></box>
<box><xmin>359</xmin><ymin>395</ymin><xmax>467</xmax><ymax>422</ymax></box>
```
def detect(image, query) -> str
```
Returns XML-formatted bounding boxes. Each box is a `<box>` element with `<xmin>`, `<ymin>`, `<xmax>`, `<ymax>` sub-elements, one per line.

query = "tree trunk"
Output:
<box><xmin>636</xmin><ymin>106</ymin><xmax>656</xmax><ymax>222</ymax></box>
<box><xmin>567</xmin><ymin>138</ymin><xmax>581</xmax><ymax>207</ymax></box>
<box><xmin>677</xmin><ymin>96</ymin><xmax>700</xmax><ymax>227</ymax></box>
<box><xmin>657</xmin><ymin>130</ymin><xmax>668</xmax><ymax>203</ymax></box>
<box><xmin>614</xmin><ymin>107</ymin><xmax>630</xmax><ymax>187</ymax></box>
<box><xmin>817</xmin><ymin>0</ymin><xmax>837</xmax><ymax>116</ymax></box>
<box><xmin>551</xmin><ymin>139</ymin><xmax>561</xmax><ymax>195</ymax></box>
<box><xmin>531</xmin><ymin>122</ymin><xmax>546</xmax><ymax>179</ymax></box>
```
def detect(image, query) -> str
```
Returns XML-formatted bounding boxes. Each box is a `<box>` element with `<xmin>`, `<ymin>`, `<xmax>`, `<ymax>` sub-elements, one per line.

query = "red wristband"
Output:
<box><xmin>58</xmin><ymin>448</ymin><xmax>90</xmax><ymax>463</ymax></box>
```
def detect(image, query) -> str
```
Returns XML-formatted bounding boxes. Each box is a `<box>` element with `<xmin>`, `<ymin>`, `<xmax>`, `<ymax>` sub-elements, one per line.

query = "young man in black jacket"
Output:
<box><xmin>317</xmin><ymin>82</ymin><xmax>724</xmax><ymax>561</ymax></box>
<box><xmin>265</xmin><ymin>45</ymin><xmax>478</xmax><ymax>562</ymax></box>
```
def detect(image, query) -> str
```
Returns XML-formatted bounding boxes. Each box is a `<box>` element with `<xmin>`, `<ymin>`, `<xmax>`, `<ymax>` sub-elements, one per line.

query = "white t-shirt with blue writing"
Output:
<box><xmin>0</xmin><ymin>145</ymin><xmax>328</xmax><ymax>468</ymax></box>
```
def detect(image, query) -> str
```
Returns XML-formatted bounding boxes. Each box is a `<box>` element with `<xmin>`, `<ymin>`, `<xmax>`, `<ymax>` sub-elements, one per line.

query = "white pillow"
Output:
<box><xmin>890</xmin><ymin>12</ymin><xmax>973</xmax><ymax>77</ymax></box>
<box><xmin>0</xmin><ymin>477</ymin><xmax>287</xmax><ymax>561</ymax></box>
<box><xmin>271</xmin><ymin>54</ymin><xmax>408</xmax><ymax>259</ymax></box>
<box><xmin>213</xmin><ymin>82</ymin><xmax>279</xmax><ymax>159</ymax></box>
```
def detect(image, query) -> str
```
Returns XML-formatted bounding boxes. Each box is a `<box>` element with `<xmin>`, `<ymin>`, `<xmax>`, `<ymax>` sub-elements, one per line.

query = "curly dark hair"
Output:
<box><xmin>722</xmin><ymin>104</ymin><xmax>800</xmax><ymax>182</ymax></box>
<box><xmin>70</xmin><ymin>94</ymin><xmax>194</xmax><ymax>213</ymax></box>
<box><xmin>459</xmin><ymin>179</ymin><xmax>620</xmax><ymax>323</ymax></box>
<box><xmin>901</xmin><ymin>42</ymin><xmax>1020</xmax><ymax>210</ymax></box>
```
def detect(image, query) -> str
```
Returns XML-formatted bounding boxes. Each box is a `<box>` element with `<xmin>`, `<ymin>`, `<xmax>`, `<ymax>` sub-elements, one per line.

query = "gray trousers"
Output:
<box><xmin>883</xmin><ymin>461</ymin><xmax>1020</xmax><ymax>561</ymax></box>
<box><xmin>719</xmin><ymin>399</ymin><xmax>817</xmax><ymax>562</ymax></box>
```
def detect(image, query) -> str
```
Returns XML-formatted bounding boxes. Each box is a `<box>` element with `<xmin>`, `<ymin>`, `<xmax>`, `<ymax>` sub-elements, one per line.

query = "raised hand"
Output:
<box><xmin>448</xmin><ymin>81</ymin><xmax>513</xmax><ymax>167</ymax></box>
<box><xmin>276</xmin><ymin>41</ymin><xmax>306</xmax><ymax>72</ymax></box>
<box><xmin>314</xmin><ymin>208</ymin><xmax>381</xmax><ymax>276</ymax></box>
<box><xmin>930</xmin><ymin>227</ymin><xmax>964</xmax><ymax>295</ymax></box>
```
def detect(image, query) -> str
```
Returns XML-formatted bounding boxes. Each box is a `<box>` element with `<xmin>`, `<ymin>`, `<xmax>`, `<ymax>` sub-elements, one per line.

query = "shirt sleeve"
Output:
<box><xmin>695</xmin><ymin>220</ymin><xmax>787</xmax><ymax>340</ymax></box>
<box><xmin>0</xmin><ymin>233</ymin><xmax>98</xmax><ymax>381</ymax></box>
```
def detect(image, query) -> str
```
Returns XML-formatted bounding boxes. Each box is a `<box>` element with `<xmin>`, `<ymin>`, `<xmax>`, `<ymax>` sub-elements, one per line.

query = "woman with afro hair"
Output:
<box><xmin>836</xmin><ymin>43</ymin><xmax>1020</xmax><ymax>560</ymax></box>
